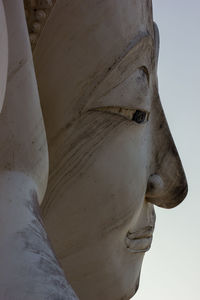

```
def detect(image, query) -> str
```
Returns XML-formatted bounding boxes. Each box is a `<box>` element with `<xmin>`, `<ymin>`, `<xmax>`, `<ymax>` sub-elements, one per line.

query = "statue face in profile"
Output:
<box><xmin>31</xmin><ymin>0</ymin><xmax>188</xmax><ymax>299</ymax></box>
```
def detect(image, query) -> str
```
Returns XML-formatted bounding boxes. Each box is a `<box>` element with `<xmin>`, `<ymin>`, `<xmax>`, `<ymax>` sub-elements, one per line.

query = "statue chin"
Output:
<box><xmin>0</xmin><ymin>0</ymin><xmax>187</xmax><ymax>299</ymax></box>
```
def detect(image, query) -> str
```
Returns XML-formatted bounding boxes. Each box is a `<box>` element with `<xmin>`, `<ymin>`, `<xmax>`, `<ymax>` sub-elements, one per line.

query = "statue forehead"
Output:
<box><xmin>31</xmin><ymin>0</ymin><xmax>155</xmax><ymax>91</ymax></box>
<box><xmin>25</xmin><ymin>0</ymin><xmax>154</xmax><ymax>51</ymax></box>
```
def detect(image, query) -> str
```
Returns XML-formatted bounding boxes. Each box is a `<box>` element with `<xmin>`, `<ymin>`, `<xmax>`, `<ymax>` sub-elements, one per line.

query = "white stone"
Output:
<box><xmin>0</xmin><ymin>0</ymin><xmax>188</xmax><ymax>299</ymax></box>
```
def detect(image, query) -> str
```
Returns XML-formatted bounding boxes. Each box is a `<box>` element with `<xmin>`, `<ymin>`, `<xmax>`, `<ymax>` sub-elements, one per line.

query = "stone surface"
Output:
<box><xmin>0</xmin><ymin>1</ymin><xmax>78</xmax><ymax>299</ymax></box>
<box><xmin>32</xmin><ymin>0</ymin><xmax>187</xmax><ymax>299</ymax></box>
<box><xmin>0</xmin><ymin>0</ymin><xmax>188</xmax><ymax>299</ymax></box>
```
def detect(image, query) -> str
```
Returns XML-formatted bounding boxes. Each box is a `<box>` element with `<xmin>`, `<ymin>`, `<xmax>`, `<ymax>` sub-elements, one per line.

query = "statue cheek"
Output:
<box><xmin>87</xmin><ymin>127</ymin><xmax>149</xmax><ymax>220</ymax></box>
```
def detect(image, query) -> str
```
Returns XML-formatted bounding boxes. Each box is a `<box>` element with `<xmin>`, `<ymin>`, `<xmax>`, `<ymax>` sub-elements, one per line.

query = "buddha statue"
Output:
<box><xmin>0</xmin><ymin>0</ymin><xmax>187</xmax><ymax>299</ymax></box>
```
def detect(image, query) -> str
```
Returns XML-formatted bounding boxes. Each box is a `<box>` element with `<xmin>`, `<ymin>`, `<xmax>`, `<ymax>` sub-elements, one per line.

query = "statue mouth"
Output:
<box><xmin>125</xmin><ymin>226</ymin><xmax>154</xmax><ymax>253</ymax></box>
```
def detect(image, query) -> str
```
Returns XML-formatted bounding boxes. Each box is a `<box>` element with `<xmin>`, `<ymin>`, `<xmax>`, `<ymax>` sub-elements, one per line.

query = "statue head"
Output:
<box><xmin>31</xmin><ymin>0</ymin><xmax>188</xmax><ymax>299</ymax></box>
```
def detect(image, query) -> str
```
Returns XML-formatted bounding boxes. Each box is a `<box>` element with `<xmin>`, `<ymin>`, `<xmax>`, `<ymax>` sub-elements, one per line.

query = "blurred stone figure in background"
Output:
<box><xmin>0</xmin><ymin>0</ymin><xmax>187</xmax><ymax>299</ymax></box>
<box><xmin>0</xmin><ymin>1</ymin><xmax>77</xmax><ymax>299</ymax></box>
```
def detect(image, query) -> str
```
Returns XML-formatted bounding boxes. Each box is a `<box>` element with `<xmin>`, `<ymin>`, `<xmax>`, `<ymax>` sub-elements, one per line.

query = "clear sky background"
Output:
<box><xmin>133</xmin><ymin>1</ymin><xmax>200</xmax><ymax>299</ymax></box>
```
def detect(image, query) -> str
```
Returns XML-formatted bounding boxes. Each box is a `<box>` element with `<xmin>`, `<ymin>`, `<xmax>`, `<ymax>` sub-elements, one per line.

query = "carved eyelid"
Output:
<box><xmin>139</xmin><ymin>66</ymin><xmax>150</xmax><ymax>84</ymax></box>
<box><xmin>88</xmin><ymin>106</ymin><xmax>150</xmax><ymax>123</ymax></box>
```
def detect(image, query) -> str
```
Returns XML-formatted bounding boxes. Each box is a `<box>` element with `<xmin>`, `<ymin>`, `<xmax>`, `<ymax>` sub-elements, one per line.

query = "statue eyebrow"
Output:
<box><xmin>107</xmin><ymin>31</ymin><xmax>152</xmax><ymax>74</ymax></box>
<box><xmin>139</xmin><ymin>66</ymin><xmax>150</xmax><ymax>85</ymax></box>
<box><xmin>85</xmin><ymin>32</ymin><xmax>153</xmax><ymax>111</ymax></box>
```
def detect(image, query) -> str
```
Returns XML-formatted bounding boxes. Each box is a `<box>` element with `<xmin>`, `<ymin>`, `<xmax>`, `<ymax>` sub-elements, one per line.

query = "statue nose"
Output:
<box><xmin>146</xmin><ymin>174</ymin><xmax>164</xmax><ymax>199</ymax></box>
<box><xmin>145</xmin><ymin>147</ymin><xmax>188</xmax><ymax>209</ymax></box>
<box><xmin>145</xmin><ymin>94</ymin><xmax>188</xmax><ymax>208</ymax></box>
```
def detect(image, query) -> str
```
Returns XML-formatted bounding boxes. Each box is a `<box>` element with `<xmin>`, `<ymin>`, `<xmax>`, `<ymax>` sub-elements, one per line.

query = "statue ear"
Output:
<box><xmin>153</xmin><ymin>22</ymin><xmax>160</xmax><ymax>70</ymax></box>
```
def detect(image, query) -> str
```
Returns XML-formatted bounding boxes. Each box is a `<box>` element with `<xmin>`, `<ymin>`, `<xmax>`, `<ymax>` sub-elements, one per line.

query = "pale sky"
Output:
<box><xmin>133</xmin><ymin>1</ymin><xmax>200</xmax><ymax>299</ymax></box>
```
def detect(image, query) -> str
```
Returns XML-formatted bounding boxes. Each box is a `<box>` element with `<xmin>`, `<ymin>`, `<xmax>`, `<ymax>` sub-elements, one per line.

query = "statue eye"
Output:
<box><xmin>88</xmin><ymin>107</ymin><xmax>149</xmax><ymax>124</ymax></box>
<box><xmin>132</xmin><ymin>110</ymin><xmax>148</xmax><ymax>124</ymax></box>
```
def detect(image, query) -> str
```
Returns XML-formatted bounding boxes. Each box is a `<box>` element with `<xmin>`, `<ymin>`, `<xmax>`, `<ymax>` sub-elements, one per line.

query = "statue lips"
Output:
<box><xmin>125</xmin><ymin>225</ymin><xmax>155</xmax><ymax>253</ymax></box>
